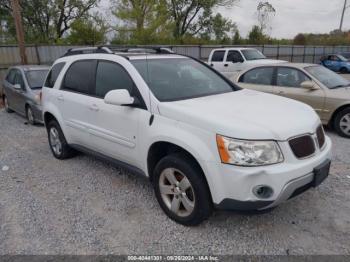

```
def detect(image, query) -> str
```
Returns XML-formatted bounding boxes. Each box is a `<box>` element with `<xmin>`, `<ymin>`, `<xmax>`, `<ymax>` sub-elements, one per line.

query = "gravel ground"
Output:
<box><xmin>0</xmin><ymin>109</ymin><xmax>349</xmax><ymax>255</ymax></box>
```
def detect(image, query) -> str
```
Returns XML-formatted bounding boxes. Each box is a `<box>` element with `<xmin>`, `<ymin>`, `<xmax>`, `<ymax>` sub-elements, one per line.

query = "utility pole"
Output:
<box><xmin>10</xmin><ymin>0</ymin><xmax>27</xmax><ymax>64</ymax></box>
<box><xmin>340</xmin><ymin>0</ymin><xmax>348</xmax><ymax>31</ymax></box>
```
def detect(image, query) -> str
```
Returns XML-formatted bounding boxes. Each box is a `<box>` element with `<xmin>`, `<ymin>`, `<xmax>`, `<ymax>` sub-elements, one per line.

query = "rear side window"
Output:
<box><xmin>14</xmin><ymin>70</ymin><xmax>25</xmax><ymax>89</ymax></box>
<box><xmin>240</xmin><ymin>67</ymin><xmax>274</xmax><ymax>85</ymax></box>
<box><xmin>45</xmin><ymin>62</ymin><xmax>65</xmax><ymax>88</ymax></box>
<box><xmin>94</xmin><ymin>61</ymin><xmax>134</xmax><ymax>98</ymax></box>
<box><xmin>6</xmin><ymin>69</ymin><xmax>16</xmax><ymax>84</ymax></box>
<box><xmin>211</xmin><ymin>51</ymin><xmax>225</xmax><ymax>62</ymax></box>
<box><xmin>62</xmin><ymin>60</ymin><xmax>95</xmax><ymax>94</ymax></box>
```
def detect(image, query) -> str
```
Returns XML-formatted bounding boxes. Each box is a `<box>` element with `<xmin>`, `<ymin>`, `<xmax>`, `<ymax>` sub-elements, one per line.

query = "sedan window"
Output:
<box><xmin>14</xmin><ymin>70</ymin><xmax>25</xmax><ymax>89</ymax></box>
<box><xmin>25</xmin><ymin>70</ymin><xmax>48</xmax><ymax>89</ymax></box>
<box><xmin>6</xmin><ymin>69</ymin><xmax>16</xmax><ymax>84</ymax></box>
<box><xmin>276</xmin><ymin>67</ymin><xmax>310</xmax><ymax>88</ymax></box>
<box><xmin>240</xmin><ymin>67</ymin><xmax>274</xmax><ymax>85</ymax></box>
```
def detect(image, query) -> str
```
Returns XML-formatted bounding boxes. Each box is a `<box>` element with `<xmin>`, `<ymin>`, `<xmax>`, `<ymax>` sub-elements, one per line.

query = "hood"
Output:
<box><xmin>158</xmin><ymin>89</ymin><xmax>320</xmax><ymax>141</ymax></box>
<box><xmin>246</xmin><ymin>59</ymin><xmax>287</xmax><ymax>64</ymax></box>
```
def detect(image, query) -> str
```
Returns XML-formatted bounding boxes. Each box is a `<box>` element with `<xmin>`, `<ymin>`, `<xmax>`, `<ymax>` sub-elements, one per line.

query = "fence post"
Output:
<box><xmin>313</xmin><ymin>46</ymin><xmax>316</xmax><ymax>64</ymax></box>
<box><xmin>303</xmin><ymin>45</ymin><xmax>306</xmax><ymax>63</ymax></box>
<box><xmin>276</xmin><ymin>45</ymin><xmax>280</xmax><ymax>60</ymax></box>
<box><xmin>291</xmin><ymin>45</ymin><xmax>294</xmax><ymax>62</ymax></box>
<box><xmin>34</xmin><ymin>44</ymin><xmax>41</xmax><ymax>65</ymax></box>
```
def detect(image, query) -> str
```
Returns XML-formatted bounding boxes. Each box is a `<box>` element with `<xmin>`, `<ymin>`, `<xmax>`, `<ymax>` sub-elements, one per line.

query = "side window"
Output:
<box><xmin>276</xmin><ymin>67</ymin><xmax>310</xmax><ymax>88</ymax></box>
<box><xmin>95</xmin><ymin>61</ymin><xmax>134</xmax><ymax>98</ymax></box>
<box><xmin>227</xmin><ymin>51</ymin><xmax>243</xmax><ymax>63</ymax></box>
<box><xmin>45</xmin><ymin>62</ymin><xmax>65</xmax><ymax>88</ymax></box>
<box><xmin>62</xmin><ymin>60</ymin><xmax>95</xmax><ymax>94</ymax></box>
<box><xmin>211</xmin><ymin>51</ymin><xmax>225</xmax><ymax>62</ymax></box>
<box><xmin>6</xmin><ymin>69</ymin><xmax>16</xmax><ymax>84</ymax></box>
<box><xmin>14</xmin><ymin>70</ymin><xmax>25</xmax><ymax>89</ymax></box>
<box><xmin>240</xmin><ymin>67</ymin><xmax>274</xmax><ymax>85</ymax></box>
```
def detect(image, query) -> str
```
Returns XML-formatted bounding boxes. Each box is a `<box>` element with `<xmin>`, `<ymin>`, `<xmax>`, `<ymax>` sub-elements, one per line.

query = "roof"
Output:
<box><xmin>11</xmin><ymin>65</ymin><xmax>50</xmax><ymax>71</ymax></box>
<box><xmin>246</xmin><ymin>62</ymin><xmax>318</xmax><ymax>69</ymax></box>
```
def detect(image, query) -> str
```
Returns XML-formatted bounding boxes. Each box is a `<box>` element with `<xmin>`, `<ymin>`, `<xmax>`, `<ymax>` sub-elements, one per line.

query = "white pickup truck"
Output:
<box><xmin>208</xmin><ymin>47</ymin><xmax>286</xmax><ymax>78</ymax></box>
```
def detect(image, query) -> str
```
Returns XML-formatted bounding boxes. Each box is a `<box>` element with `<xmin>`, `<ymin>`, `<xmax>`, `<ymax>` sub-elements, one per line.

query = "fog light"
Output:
<box><xmin>253</xmin><ymin>185</ymin><xmax>274</xmax><ymax>199</ymax></box>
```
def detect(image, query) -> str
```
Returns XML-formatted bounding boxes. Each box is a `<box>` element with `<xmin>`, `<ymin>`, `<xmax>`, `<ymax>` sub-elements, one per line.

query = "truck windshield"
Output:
<box><xmin>241</xmin><ymin>49</ymin><xmax>266</xmax><ymax>61</ymax></box>
<box><xmin>25</xmin><ymin>70</ymin><xmax>48</xmax><ymax>89</ymax></box>
<box><xmin>131</xmin><ymin>58</ymin><xmax>235</xmax><ymax>102</ymax></box>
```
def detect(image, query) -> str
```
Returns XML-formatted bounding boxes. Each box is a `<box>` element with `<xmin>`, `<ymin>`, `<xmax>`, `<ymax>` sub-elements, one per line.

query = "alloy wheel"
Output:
<box><xmin>340</xmin><ymin>113</ymin><xmax>350</xmax><ymax>136</ymax></box>
<box><xmin>27</xmin><ymin>107</ymin><xmax>34</xmax><ymax>124</ymax></box>
<box><xmin>49</xmin><ymin>127</ymin><xmax>62</xmax><ymax>156</ymax></box>
<box><xmin>159</xmin><ymin>168</ymin><xmax>195</xmax><ymax>217</ymax></box>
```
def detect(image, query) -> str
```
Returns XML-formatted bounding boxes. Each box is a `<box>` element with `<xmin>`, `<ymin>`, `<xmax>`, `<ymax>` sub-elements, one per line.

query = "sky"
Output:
<box><xmin>217</xmin><ymin>0</ymin><xmax>350</xmax><ymax>38</ymax></box>
<box><xmin>99</xmin><ymin>0</ymin><xmax>350</xmax><ymax>39</ymax></box>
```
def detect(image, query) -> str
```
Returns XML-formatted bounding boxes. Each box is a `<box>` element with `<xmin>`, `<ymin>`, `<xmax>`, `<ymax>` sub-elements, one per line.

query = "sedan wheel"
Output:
<box><xmin>339</xmin><ymin>113</ymin><xmax>350</xmax><ymax>136</ymax></box>
<box><xmin>49</xmin><ymin>127</ymin><xmax>62</xmax><ymax>156</ymax></box>
<box><xmin>26</xmin><ymin>106</ymin><xmax>35</xmax><ymax>125</ymax></box>
<box><xmin>3</xmin><ymin>96</ymin><xmax>13</xmax><ymax>113</ymax></box>
<box><xmin>159</xmin><ymin>168</ymin><xmax>195</xmax><ymax>217</ymax></box>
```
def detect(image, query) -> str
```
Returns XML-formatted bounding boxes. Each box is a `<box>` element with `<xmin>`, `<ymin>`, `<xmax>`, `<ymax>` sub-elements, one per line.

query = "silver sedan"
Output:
<box><xmin>2</xmin><ymin>65</ymin><xmax>49</xmax><ymax>125</ymax></box>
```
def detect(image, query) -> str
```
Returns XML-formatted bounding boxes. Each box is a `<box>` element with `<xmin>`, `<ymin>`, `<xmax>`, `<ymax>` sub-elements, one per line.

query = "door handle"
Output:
<box><xmin>210</xmin><ymin>64</ymin><xmax>214</xmax><ymax>67</ymax></box>
<box><xmin>89</xmin><ymin>104</ymin><xmax>99</xmax><ymax>111</ymax></box>
<box><xmin>57</xmin><ymin>95</ymin><xmax>64</xmax><ymax>101</ymax></box>
<box><xmin>224</xmin><ymin>64</ymin><xmax>228</xmax><ymax>67</ymax></box>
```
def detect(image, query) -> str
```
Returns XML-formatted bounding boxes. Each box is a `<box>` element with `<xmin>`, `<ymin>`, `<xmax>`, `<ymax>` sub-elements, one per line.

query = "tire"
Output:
<box><xmin>47</xmin><ymin>120</ymin><xmax>77</xmax><ymax>159</ymax></box>
<box><xmin>153</xmin><ymin>153</ymin><xmax>212</xmax><ymax>226</ymax></box>
<box><xmin>340</xmin><ymin>67</ymin><xmax>348</xmax><ymax>74</ymax></box>
<box><xmin>26</xmin><ymin>106</ymin><xmax>36</xmax><ymax>125</ymax></box>
<box><xmin>3</xmin><ymin>96</ymin><xmax>13</xmax><ymax>113</ymax></box>
<box><xmin>334</xmin><ymin>107</ymin><xmax>350</xmax><ymax>138</ymax></box>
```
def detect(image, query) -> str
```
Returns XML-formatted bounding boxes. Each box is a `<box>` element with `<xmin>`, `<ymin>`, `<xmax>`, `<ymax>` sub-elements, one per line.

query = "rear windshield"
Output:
<box><xmin>131</xmin><ymin>58</ymin><xmax>235</xmax><ymax>102</ymax></box>
<box><xmin>25</xmin><ymin>70</ymin><xmax>49</xmax><ymax>89</ymax></box>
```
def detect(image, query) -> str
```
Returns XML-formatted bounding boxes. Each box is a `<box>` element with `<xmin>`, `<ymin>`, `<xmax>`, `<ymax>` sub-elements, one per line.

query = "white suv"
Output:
<box><xmin>42</xmin><ymin>47</ymin><xmax>332</xmax><ymax>226</ymax></box>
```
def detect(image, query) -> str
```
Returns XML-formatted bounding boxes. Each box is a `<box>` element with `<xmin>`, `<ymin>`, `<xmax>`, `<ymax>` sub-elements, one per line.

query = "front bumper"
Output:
<box><xmin>203</xmin><ymin>136</ymin><xmax>332</xmax><ymax>211</ymax></box>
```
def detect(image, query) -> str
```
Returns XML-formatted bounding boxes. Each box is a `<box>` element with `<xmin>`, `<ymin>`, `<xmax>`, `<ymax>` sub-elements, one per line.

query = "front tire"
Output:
<box><xmin>153</xmin><ymin>153</ymin><xmax>212</xmax><ymax>226</ymax></box>
<box><xmin>26</xmin><ymin>106</ymin><xmax>36</xmax><ymax>125</ymax></box>
<box><xmin>47</xmin><ymin>120</ymin><xmax>76</xmax><ymax>159</ymax></box>
<box><xmin>3</xmin><ymin>96</ymin><xmax>13</xmax><ymax>113</ymax></box>
<box><xmin>340</xmin><ymin>67</ymin><xmax>348</xmax><ymax>74</ymax></box>
<box><xmin>334</xmin><ymin>108</ymin><xmax>350</xmax><ymax>138</ymax></box>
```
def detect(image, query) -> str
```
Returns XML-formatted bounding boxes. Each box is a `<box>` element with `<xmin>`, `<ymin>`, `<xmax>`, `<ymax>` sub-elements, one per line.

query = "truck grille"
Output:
<box><xmin>316</xmin><ymin>125</ymin><xmax>325</xmax><ymax>149</ymax></box>
<box><xmin>289</xmin><ymin>125</ymin><xmax>326</xmax><ymax>159</ymax></box>
<box><xmin>289</xmin><ymin>135</ymin><xmax>316</xmax><ymax>159</ymax></box>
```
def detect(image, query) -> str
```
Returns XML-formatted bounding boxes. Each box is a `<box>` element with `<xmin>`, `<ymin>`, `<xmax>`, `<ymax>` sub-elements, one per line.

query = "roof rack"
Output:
<box><xmin>61</xmin><ymin>46</ymin><xmax>175</xmax><ymax>57</ymax></box>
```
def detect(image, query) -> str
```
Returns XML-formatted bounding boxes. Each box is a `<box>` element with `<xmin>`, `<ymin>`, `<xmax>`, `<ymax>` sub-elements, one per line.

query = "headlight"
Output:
<box><xmin>216</xmin><ymin>135</ymin><xmax>284</xmax><ymax>166</ymax></box>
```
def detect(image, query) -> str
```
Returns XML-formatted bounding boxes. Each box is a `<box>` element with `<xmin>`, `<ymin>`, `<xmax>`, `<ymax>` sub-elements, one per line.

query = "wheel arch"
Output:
<box><xmin>330</xmin><ymin>104</ymin><xmax>350</xmax><ymax>127</ymax></box>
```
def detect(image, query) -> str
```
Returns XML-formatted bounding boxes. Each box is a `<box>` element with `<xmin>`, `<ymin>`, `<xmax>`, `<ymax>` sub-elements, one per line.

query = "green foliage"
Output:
<box><xmin>293</xmin><ymin>33</ymin><xmax>306</xmax><ymax>45</ymax></box>
<box><xmin>65</xmin><ymin>16</ymin><xmax>107</xmax><ymax>45</ymax></box>
<box><xmin>248</xmin><ymin>25</ymin><xmax>266</xmax><ymax>44</ymax></box>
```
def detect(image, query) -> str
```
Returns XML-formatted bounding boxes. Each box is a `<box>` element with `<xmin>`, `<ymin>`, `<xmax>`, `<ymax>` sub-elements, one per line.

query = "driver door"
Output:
<box><xmin>273</xmin><ymin>67</ymin><xmax>326</xmax><ymax>119</ymax></box>
<box><xmin>225</xmin><ymin>50</ymin><xmax>245</xmax><ymax>77</ymax></box>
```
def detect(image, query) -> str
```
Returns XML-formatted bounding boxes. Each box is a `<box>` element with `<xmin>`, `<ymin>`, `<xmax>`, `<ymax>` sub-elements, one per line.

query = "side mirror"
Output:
<box><xmin>104</xmin><ymin>89</ymin><xmax>134</xmax><ymax>106</ymax></box>
<box><xmin>301</xmin><ymin>81</ymin><xmax>319</xmax><ymax>90</ymax></box>
<box><xmin>14</xmin><ymin>84</ymin><xmax>22</xmax><ymax>90</ymax></box>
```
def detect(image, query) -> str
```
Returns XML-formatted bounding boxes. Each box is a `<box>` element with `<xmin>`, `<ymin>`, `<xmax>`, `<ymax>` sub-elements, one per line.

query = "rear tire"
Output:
<box><xmin>26</xmin><ymin>106</ymin><xmax>36</xmax><ymax>125</ymax></box>
<box><xmin>3</xmin><ymin>96</ymin><xmax>13</xmax><ymax>113</ymax></box>
<box><xmin>153</xmin><ymin>153</ymin><xmax>213</xmax><ymax>226</ymax></box>
<box><xmin>340</xmin><ymin>67</ymin><xmax>348</xmax><ymax>74</ymax></box>
<box><xmin>47</xmin><ymin>120</ymin><xmax>77</xmax><ymax>159</ymax></box>
<box><xmin>334</xmin><ymin>108</ymin><xmax>350</xmax><ymax>138</ymax></box>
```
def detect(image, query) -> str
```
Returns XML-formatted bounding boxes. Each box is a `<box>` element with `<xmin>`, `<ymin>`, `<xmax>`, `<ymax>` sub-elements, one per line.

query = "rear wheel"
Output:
<box><xmin>340</xmin><ymin>67</ymin><xmax>348</xmax><ymax>74</ymax></box>
<box><xmin>334</xmin><ymin>108</ymin><xmax>350</xmax><ymax>138</ymax></box>
<box><xmin>3</xmin><ymin>96</ymin><xmax>13</xmax><ymax>113</ymax></box>
<box><xmin>26</xmin><ymin>106</ymin><xmax>36</xmax><ymax>125</ymax></box>
<box><xmin>47</xmin><ymin>120</ymin><xmax>77</xmax><ymax>159</ymax></box>
<box><xmin>153</xmin><ymin>153</ymin><xmax>212</xmax><ymax>226</ymax></box>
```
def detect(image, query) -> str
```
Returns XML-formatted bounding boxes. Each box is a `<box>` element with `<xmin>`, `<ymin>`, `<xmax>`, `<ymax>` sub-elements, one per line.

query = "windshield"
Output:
<box><xmin>25</xmin><ymin>70</ymin><xmax>48</xmax><ymax>89</ymax></box>
<box><xmin>241</xmin><ymin>49</ymin><xmax>266</xmax><ymax>61</ymax></box>
<box><xmin>305</xmin><ymin>65</ymin><xmax>350</xmax><ymax>89</ymax></box>
<box><xmin>131</xmin><ymin>58</ymin><xmax>235</xmax><ymax>102</ymax></box>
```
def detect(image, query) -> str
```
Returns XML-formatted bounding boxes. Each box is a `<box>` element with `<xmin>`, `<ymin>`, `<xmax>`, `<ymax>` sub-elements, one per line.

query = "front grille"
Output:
<box><xmin>316</xmin><ymin>125</ymin><xmax>325</xmax><ymax>149</ymax></box>
<box><xmin>289</xmin><ymin>135</ymin><xmax>316</xmax><ymax>159</ymax></box>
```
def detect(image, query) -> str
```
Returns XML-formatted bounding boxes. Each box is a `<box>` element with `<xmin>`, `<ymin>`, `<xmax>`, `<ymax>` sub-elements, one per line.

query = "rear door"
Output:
<box><xmin>209</xmin><ymin>50</ymin><xmax>226</xmax><ymax>73</ymax></box>
<box><xmin>57</xmin><ymin>60</ymin><xmax>97</xmax><ymax>147</ymax></box>
<box><xmin>237</xmin><ymin>67</ymin><xmax>275</xmax><ymax>94</ymax></box>
<box><xmin>12</xmin><ymin>69</ymin><xmax>27</xmax><ymax>114</ymax></box>
<box><xmin>86</xmin><ymin>59</ymin><xmax>146</xmax><ymax>167</ymax></box>
<box><xmin>273</xmin><ymin>67</ymin><xmax>326</xmax><ymax>119</ymax></box>
<box><xmin>3</xmin><ymin>69</ymin><xmax>16</xmax><ymax>108</ymax></box>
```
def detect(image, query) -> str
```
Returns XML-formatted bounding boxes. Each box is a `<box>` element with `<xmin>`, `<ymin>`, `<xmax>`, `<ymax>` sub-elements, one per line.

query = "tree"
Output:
<box><xmin>256</xmin><ymin>1</ymin><xmax>275</xmax><ymax>34</ymax></box>
<box><xmin>293</xmin><ymin>33</ymin><xmax>306</xmax><ymax>45</ymax></box>
<box><xmin>113</xmin><ymin>0</ymin><xmax>169</xmax><ymax>44</ymax></box>
<box><xmin>248</xmin><ymin>25</ymin><xmax>265</xmax><ymax>44</ymax></box>
<box><xmin>232</xmin><ymin>29</ymin><xmax>241</xmax><ymax>44</ymax></box>
<box><xmin>211</xmin><ymin>13</ymin><xmax>236</xmax><ymax>42</ymax></box>
<box><xmin>65</xmin><ymin>16</ymin><xmax>107</xmax><ymax>45</ymax></box>
<box><xmin>0</xmin><ymin>0</ymin><xmax>99</xmax><ymax>43</ymax></box>
<box><xmin>168</xmin><ymin>0</ymin><xmax>238</xmax><ymax>40</ymax></box>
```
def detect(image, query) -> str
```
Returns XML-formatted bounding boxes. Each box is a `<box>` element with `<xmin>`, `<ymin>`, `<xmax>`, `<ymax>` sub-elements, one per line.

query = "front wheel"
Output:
<box><xmin>334</xmin><ymin>108</ymin><xmax>350</xmax><ymax>138</ymax></box>
<box><xmin>153</xmin><ymin>153</ymin><xmax>212</xmax><ymax>226</ymax></box>
<box><xmin>26</xmin><ymin>106</ymin><xmax>36</xmax><ymax>125</ymax></box>
<box><xmin>47</xmin><ymin>120</ymin><xmax>77</xmax><ymax>159</ymax></box>
<box><xmin>340</xmin><ymin>67</ymin><xmax>348</xmax><ymax>74</ymax></box>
